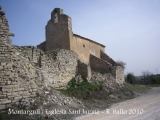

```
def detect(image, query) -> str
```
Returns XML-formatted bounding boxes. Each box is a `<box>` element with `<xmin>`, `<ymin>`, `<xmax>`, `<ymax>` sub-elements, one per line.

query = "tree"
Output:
<box><xmin>126</xmin><ymin>73</ymin><xmax>136</xmax><ymax>84</ymax></box>
<box><xmin>141</xmin><ymin>71</ymin><xmax>159</xmax><ymax>84</ymax></box>
<box><xmin>142</xmin><ymin>71</ymin><xmax>152</xmax><ymax>84</ymax></box>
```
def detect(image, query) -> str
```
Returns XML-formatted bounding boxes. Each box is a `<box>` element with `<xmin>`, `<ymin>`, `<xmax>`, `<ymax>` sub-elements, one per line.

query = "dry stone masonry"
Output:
<box><xmin>0</xmin><ymin>6</ymin><xmax>125</xmax><ymax>110</ymax></box>
<box><xmin>0</xmin><ymin>7</ymin><xmax>37</xmax><ymax>110</ymax></box>
<box><xmin>15</xmin><ymin>46</ymin><xmax>79</xmax><ymax>87</ymax></box>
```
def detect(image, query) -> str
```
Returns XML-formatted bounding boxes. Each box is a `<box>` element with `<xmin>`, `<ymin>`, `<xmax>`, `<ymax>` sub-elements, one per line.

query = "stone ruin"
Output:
<box><xmin>0</xmin><ymin>6</ymin><xmax>124</xmax><ymax>110</ymax></box>
<box><xmin>38</xmin><ymin>8</ymin><xmax>124</xmax><ymax>84</ymax></box>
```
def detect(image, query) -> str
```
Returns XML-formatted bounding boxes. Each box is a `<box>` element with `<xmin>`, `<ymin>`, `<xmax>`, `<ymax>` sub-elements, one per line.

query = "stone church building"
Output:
<box><xmin>0</xmin><ymin>6</ymin><xmax>125</xmax><ymax>111</ymax></box>
<box><xmin>37</xmin><ymin>8</ymin><xmax>124</xmax><ymax>83</ymax></box>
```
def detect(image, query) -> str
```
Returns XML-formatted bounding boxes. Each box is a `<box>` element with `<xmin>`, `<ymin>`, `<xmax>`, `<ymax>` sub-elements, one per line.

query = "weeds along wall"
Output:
<box><xmin>0</xmin><ymin>7</ymin><xmax>88</xmax><ymax>110</ymax></box>
<box><xmin>0</xmin><ymin>43</ymin><xmax>89</xmax><ymax>110</ymax></box>
<box><xmin>0</xmin><ymin>6</ymin><xmax>124</xmax><ymax>110</ymax></box>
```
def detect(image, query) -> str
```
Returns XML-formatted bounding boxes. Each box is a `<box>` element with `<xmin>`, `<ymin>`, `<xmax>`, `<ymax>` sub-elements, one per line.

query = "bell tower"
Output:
<box><xmin>45</xmin><ymin>8</ymin><xmax>72</xmax><ymax>51</ymax></box>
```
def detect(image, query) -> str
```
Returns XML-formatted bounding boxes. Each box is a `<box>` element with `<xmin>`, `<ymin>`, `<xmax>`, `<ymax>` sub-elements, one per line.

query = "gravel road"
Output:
<box><xmin>75</xmin><ymin>87</ymin><xmax>160</xmax><ymax>120</ymax></box>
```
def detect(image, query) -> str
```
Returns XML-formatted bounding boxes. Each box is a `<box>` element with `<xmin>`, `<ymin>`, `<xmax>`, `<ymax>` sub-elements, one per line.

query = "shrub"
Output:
<box><xmin>126</xmin><ymin>73</ymin><xmax>136</xmax><ymax>84</ymax></box>
<box><xmin>61</xmin><ymin>78</ymin><xmax>101</xmax><ymax>99</ymax></box>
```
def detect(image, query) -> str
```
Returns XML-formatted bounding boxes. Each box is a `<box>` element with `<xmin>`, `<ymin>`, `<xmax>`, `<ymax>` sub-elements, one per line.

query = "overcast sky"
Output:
<box><xmin>1</xmin><ymin>0</ymin><xmax>160</xmax><ymax>75</ymax></box>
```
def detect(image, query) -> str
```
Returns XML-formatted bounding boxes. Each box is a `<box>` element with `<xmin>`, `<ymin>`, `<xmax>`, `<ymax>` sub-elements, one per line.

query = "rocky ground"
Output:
<box><xmin>75</xmin><ymin>87</ymin><xmax>160</xmax><ymax>120</ymax></box>
<box><xmin>0</xmin><ymin>82</ymin><xmax>150</xmax><ymax>120</ymax></box>
<box><xmin>0</xmin><ymin>6</ymin><xmax>155</xmax><ymax>120</ymax></box>
<box><xmin>0</xmin><ymin>40</ymin><xmax>128</xmax><ymax>120</ymax></box>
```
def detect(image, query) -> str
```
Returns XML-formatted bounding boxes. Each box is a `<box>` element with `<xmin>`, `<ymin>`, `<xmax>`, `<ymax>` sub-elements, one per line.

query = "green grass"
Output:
<box><xmin>123</xmin><ymin>83</ymin><xmax>151</xmax><ymax>94</ymax></box>
<box><xmin>60</xmin><ymin>78</ymin><xmax>152</xmax><ymax>100</ymax></box>
<box><xmin>60</xmin><ymin>78</ymin><xmax>101</xmax><ymax>100</ymax></box>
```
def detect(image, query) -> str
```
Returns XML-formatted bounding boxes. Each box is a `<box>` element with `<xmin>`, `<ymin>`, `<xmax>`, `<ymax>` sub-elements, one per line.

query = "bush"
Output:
<box><xmin>61</xmin><ymin>78</ymin><xmax>101</xmax><ymax>99</ymax></box>
<box><xmin>126</xmin><ymin>73</ymin><xmax>136</xmax><ymax>84</ymax></box>
<box><xmin>149</xmin><ymin>75</ymin><xmax>160</xmax><ymax>85</ymax></box>
<box><xmin>141</xmin><ymin>71</ymin><xmax>160</xmax><ymax>85</ymax></box>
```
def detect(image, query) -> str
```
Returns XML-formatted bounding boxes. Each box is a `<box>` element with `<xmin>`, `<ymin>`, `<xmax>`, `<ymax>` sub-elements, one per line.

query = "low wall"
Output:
<box><xmin>0</xmin><ymin>44</ymin><xmax>39</xmax><ymax>110</ymax></box>
<box><xmin>111</xmin><ymin>66</ymin><xmax>125</xmax><ymax>84</ymax></box>
<box><xmin>43</xmin><ymin>49</ymin><xmax>78</xmax><ymax>87</ymax></box>
<box><xmin>90</xmin><ymin>54</ymin><xmax>124</xmax><ymax>84</ymax></box>
<box><xmin>100</xmin><ymin>51</ymin><xmax>117</xmax><ymax>65</ymax></box>
<box><xmin>77</xmin><ymin>60</ymin><xmax>91</xmax><ymax>80</ymax></box>
<box><xmin>37</xmin><ymin>41</ymin><xmax>46</xmax><ymax>51</ymax></box>
<box><xmin>90</xmin><ymin>54</ymin><xmax>112</xmax><ymax>74</ymax></box>
<box><xmin>0</xmin><ymin>7</ymin><xmax>38</xmax><ymax>110</ymax></box>
<box><xmin>15</xmin><ymin>47</ymin><xmax>79</xmax><ymax>87</ymax></box>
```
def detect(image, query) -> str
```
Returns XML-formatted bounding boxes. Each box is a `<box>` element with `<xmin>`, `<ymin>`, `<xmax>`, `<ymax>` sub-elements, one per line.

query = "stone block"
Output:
<box><xmin>5</xmin><ymin>104</ymin><xmax>12</xmax><ymax>108</ymax></box>
<box><xmin>22</xmin><ymin>95</ymin><xmax>30</xmax><ymax>98</ymax></box>
<box><xmin>14</xmin><ymin>96</ymin><xmax>22</xmax><ymax>100</ymax></box>
<box><xmin>30</xmin><ymin>94</ymin><xmax>36</xmax><ymax>97</ymax></box>
<box><xmin>0</xmin><ymin>62</ymin><xmax>6</xmax><ymax>66</ymax></box>
<box><xmin>7</xmin><ymin>81</ymin><xmax>11</xmax><ymax>85</ymax></box>
<box><xmin>12</xmin><ymin>88</ymin><xmax>18</xmax><ymax>92</ymax></box>
<box><xmin>32</xmin><ymin>88</ymin><xmax>37</xmax><ymax>92</ymax></box>
<box><xmin>31</xmin><ymin>85</ymin><xmax>37</xmax><ymax>89</ymax></box>
<box><xmin>5</xmin><ymin>92</ymin><xmax>11</xmax><ymax>96</ymax></box>
<box><xmin>11</xmin><ymin>82</ymin><xmax>18</xmax><ymax>85</ymax></box>
<box><xmin>0</xmin><ymin>95</ymin><xmax>6</xmax><ymax>99</ymax></box>
<box><xmin>7</xmin><ymin>95</ymin><xmax>14</xmax><ymax>99</ymax></box>
<box><xmin>2</xmin><ymin>88</ymin><xmax>12</xmax><ymax>92</ymax></box>
<box><xmin>7</xmin><ymin>85</ymin><xmax>18</xmax><ymax>88</ymax></box>
<box><xmin>0</xmin><ymin>105</ymin><xmax>5</xmax><ymax>110</ymax></box>
<box><xmin>5</xmin><ymin>71</ymin><xmax>11</xmax><ymax>75</ymax></box>
<box><xmin>31</xmin><ymin>92</ymin><xmax>37</xmax><ymax>95</ymax></box>
<box><xmin>18</xmin><ymin>88</ymin><xmax>24</xmax><ymax>91</ymax></box>
<box><xmin>11</xmin><ymin>92</ymin><xmax>18</xmax><ymax>96</ymax></box>
<box><xmin>0</xmin><ymin>99</ymin><xmax>11</xmax><ymax>104</ymax></box>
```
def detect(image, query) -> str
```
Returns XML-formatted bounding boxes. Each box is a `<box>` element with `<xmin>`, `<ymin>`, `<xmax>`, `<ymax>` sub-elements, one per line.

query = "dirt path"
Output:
<box><xmin>75</xmin><ymin>87</ymin><xmax>160</xmax><ymax>120</ymax></box>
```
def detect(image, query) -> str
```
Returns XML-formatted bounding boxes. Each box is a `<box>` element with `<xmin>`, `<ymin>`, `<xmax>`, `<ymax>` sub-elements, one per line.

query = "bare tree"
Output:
<box><xmin>142</xmin><ymin>71</ymin><xmax>152</xmax><ymax>84</ymax></box>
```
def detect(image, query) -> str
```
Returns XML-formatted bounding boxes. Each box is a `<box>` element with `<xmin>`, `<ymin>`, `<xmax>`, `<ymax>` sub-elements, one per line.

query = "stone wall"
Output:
<box><xmin>90</xmin><ymin>54</ymin><xmax>124</xmax><ymax>84</ymax></box>
<box><xmin>111</xmin><ymin>66</ymin><xmax>125</xmax><ymax>84</ymax></box>
<box><xmin>42</xmin><ymin>49</ymin><xmax>78</xmax><ymax>87</ymax></box>
<box><xmin>90</xmin><ymin>54</ymin><xmax>112</xmax><ymax>74</ymax></box>
<box><xmin>100</xmin><ymin>50</ymin><xmax>117</xmax><ymax>65</ymax></box>
<box><xmin>37</xmin><ymin>41</ymin><xmax>46</xmax><ymax>51</ymax></box>
<box><xmin>91</xmin><ymin>72</ymin><xmax>122</xmax><ymax>93</ymax></box>
<box><xmin>16</xmin><ymin>46</ymin><xmax>94</xmax><ymax>86</ymax></box>
<box><xmin>0</xmin><ymin>6</ymin><xmax>40</xmax><ymax>110</ymax></box>
<box><xmin>15</xmin><ymin>46</ymin><xmax>79</xmax><ymax>87</ymax></box>
<box><xmin>70</xmin><ymin>34</ymin><xmax>105</xmax><ymax>64</ymax></box>
<box><xmin>0</xmin><ymin>6</ymin><xmax>124</xmax><ymax>110</ymax></box>
<box><xmin>0</xmin><ymin>43</ymin><xmax>82</xmax><ymax>110</ymax></box>
<box><xmin>77</xmin><ymin>60</ymin><xmax>91</xmax><ymax>80</ymax></box>
<box><xmin>99</xmin><ymin>51</ymin><xmax>125</xmax><ymax>83</ymax></box>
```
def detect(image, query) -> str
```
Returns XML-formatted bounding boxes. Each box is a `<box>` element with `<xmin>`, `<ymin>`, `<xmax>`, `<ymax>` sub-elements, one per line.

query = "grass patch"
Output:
<box><xmin>60</xmin><ymin>78</ymin><xmax>152</xmax><ymax>100</ymax></box>
<box><xmin>60</xmin><ymin>78</ymin><xmax>101</xmax><ymax>100</ymax></box>
<box><xmin>123</xmin><ymin>83</ymin><xmax>151</xmax><ymax>94</ymax></box>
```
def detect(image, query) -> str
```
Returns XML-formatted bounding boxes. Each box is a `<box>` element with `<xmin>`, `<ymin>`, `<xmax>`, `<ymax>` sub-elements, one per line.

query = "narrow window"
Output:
<box><xmin>54</xmin><ymin>13</ymin><xmax>58</xmax><ymax>23</ymax></box>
